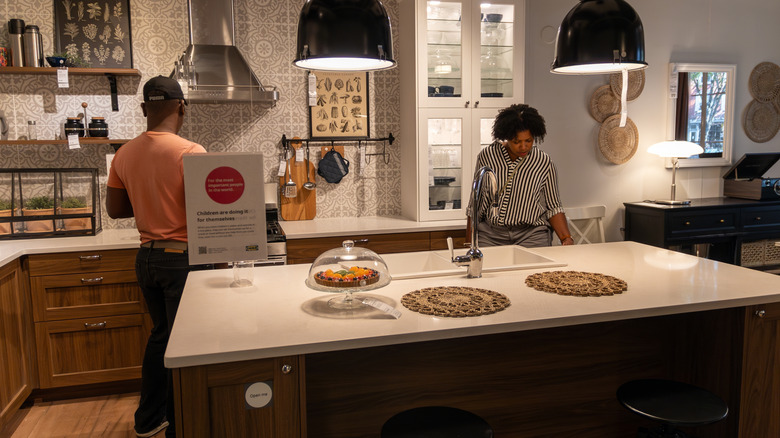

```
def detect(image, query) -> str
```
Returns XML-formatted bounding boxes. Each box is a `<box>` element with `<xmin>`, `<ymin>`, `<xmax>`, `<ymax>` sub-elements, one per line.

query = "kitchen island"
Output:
<box><xmin>167</xmin><ymin>241</ymin><xmax>780</xmax><ymax>437</ymax></box>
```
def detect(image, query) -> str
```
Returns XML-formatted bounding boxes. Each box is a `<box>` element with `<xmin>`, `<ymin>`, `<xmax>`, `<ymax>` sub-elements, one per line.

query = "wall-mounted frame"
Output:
<box><xmin>666</xmin><ymin>63</ymin><xmax>736</xmax><ymax>168</ymax></box>
<box><xmin>309</xmin><ymin>71</ymin><xmax>369</xmax><ymax>139</ymax></box>
<box><xmin>53</xmin><ymin>0</ymin><xmax>133</xmax><ymax>68</ymax></box>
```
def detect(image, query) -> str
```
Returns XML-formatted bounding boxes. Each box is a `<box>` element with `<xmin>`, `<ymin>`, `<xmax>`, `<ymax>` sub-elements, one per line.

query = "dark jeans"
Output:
<box><xmin>134</xmin><ymin>247</ymin><xmax>211</xmax><ymax>437</ymax></box>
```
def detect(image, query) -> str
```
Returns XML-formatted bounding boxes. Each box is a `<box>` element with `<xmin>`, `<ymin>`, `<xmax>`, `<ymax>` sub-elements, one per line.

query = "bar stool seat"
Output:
<box><xmin>617</xmin><ymin>379</ymin><xmax>728</xmax><ymax>437</ymax></box>
<box><xmin>381</xmin><ymin>406</ymin><xmax>493</xmax><ymax>438</ymax></box>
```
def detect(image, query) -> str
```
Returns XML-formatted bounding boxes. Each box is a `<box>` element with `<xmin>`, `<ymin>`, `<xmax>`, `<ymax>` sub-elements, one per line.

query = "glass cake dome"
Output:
<box><xmin>305</xmin><ymin>240</ymin><xmax>391</xmax><ymax>309</ymax></box>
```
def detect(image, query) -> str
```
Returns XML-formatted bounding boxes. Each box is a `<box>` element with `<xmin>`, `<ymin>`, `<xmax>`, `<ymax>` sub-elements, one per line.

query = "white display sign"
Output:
<box><xmin>244</xmin><ymin>381</ymin><xmax>273</xmax><ymax>409</ymax></box>
<box><xmin>183</xmin><ymin>153</ymin><xmax>267</xmax><ymax>265</ymax></box>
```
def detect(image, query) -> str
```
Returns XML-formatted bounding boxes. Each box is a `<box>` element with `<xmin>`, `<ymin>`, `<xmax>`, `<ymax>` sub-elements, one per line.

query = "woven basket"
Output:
<box><xmin>610</xmin><ymin>69</ymin><xmax>645</xmax><ymax>101</ymax></box>
<box><xmin>748</xmin><ymin>62</ymin><xmax>780</xmax><ymax>103</ymax></box>
<box><xmin>743</xmin><ymin>99</ymin><xmax>780</xmax><ymax>143</ymax></box>
<box><xmin>589</xmin><ymin>85</ymin><xmax>620</xmax><ymax>122</ymax></box>
<box><xmin>598</xmin><ymin>115</ymin><xmax>638</xmax><ymax>164</ymax></box>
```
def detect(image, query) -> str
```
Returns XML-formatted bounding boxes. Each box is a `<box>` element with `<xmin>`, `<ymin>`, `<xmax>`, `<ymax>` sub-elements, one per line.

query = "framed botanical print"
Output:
<box><xmin>53</xmin><ymin>0</ymin><xmax>133</xmax><ymax>68</ymax></box>
<box><xmin>310</xmin><ymin>71</ymin><xmax>369</xmax><ymax>139</ymax></box>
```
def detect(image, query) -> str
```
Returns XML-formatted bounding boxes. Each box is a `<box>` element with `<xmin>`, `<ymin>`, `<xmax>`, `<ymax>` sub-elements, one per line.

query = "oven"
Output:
<box><xmin>262</xmin><ymin>207</ymin><xmax>287</xmax><ymax>266</ymax></box>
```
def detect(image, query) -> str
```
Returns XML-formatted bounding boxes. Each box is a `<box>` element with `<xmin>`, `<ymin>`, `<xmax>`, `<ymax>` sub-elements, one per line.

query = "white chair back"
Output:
<box><xmin>564</xmin><ymin>205</ymin><xmax>606</xmax><ymax>244</ymax></box>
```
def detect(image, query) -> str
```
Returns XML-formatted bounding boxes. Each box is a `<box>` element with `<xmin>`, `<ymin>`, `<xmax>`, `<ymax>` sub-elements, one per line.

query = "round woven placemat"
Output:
<box><xmin>525</xmin><ymin>271</ymin><xmax>628</xmax><ymax>297</ymax></box>
<box><xmin>598</xmin><ymin>115</ymin><xmax>638</xmax><ymax>164</ymax></box>
<box><xmin>610</xmin><ymin>69</ymin><xmax>645</xmax><ymax>101</ymax></box>
<box><xmin>589</xmin><ymin>85</ymin><xmax>620</xmax><ymax>122</ymax></box>
<box><xmin>743</xmin><ymin>99</ymin><xmax>780</xmax><ymax>143</ymax></box>
<box><xmin>401</xmin><ymin>286</ymin><xmax>511</xmax><ymax>317</ymax></box>
<box><xmin>749</xmin><ymin>62</ymin><xmax>780</xmax><ymax>103</ymax></box>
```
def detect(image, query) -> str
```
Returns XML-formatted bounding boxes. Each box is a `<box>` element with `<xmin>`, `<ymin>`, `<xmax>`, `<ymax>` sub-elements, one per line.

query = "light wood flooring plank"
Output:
<box><xmin>7</xmin><ymin>393</ymin><xmax>165</xmax><ymax>438</ymax></box>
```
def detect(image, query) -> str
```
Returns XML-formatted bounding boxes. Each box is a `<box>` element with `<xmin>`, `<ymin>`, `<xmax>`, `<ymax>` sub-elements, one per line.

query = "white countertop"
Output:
<box><xmin>280</xmin><ymin>216</ymin><xmax>466</xmax><ymax>239</ymax></box>
<box><xmin>165</xmin><ymin>241</ymin><xmax>780</xmax><ymax>368</ymax></box>
<box><xmin>0</xmin><ymin>228</ymin><xmax>141</xmax><ymax>266</ymax></box>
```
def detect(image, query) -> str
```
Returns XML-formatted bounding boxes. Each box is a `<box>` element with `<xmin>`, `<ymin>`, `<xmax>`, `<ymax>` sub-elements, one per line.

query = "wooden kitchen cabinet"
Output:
<box><xmin>26</xmin><ymin>249</ymin><xmax>150</xmax><ymax>388</ymax></box>
<box><xmin>739</xmin><ymin>303</ymin><xmax>780</xmax><ymax>436</ymax></box>
<box><xmin>286</xmin><ymin>229</ymin><xmax>466</xmax><ymax>264</ymax></box>
<box><xmin>173</xmin><ymin>356</ymin><xmax>305</xmax><ymax>438</ymax></box>
<box><xmin>0</xmin><ymin>259</ymin><xmax>34</xmax><ymax>430</ymax></box>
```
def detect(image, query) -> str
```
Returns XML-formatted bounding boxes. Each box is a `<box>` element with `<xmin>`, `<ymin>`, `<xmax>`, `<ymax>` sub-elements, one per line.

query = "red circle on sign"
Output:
<box><xmin>205</xmin><ymin>166</ymin><xmax>245</xmax><ymax>204</ymax></box>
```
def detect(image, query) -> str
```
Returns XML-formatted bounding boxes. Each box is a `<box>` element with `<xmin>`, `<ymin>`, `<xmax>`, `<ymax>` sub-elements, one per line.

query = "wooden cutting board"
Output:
<box><xmin>280</xmin><ymin>138</ymin><xmax>316</xmax><ymax>220</ymax></box>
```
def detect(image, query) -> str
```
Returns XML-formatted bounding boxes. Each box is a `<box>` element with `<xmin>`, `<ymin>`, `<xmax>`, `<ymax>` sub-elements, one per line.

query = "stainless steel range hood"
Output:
<box><xmin>173</xmin><ymin>0</ymin><xmax>280</xmax><ymax>104</ymax></box>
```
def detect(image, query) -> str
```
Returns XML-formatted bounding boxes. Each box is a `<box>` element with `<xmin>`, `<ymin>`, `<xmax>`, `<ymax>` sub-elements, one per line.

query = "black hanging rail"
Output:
<box><xmin>281</xmin><ymin>133</ymin><xmax>394</xmax><ymax>164</ymax></box>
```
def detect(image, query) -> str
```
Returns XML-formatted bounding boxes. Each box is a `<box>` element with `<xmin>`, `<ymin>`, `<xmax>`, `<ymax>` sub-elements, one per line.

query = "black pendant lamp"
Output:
<box><xmin>551</xmin><ymin>0</ymin><xmax>647</xmax><ymax>74</ymax></box>
<box><xmin>294</xmin><ymin>0</ymin><xmax>396</xmax><ymax>71</ymax></box>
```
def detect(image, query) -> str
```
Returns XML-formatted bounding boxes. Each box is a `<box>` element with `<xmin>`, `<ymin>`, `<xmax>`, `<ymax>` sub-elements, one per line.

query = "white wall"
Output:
<box><xmin>525</xmin><ymin>0</ymin><xmax>780</xmax><ymax>241</ymax></box>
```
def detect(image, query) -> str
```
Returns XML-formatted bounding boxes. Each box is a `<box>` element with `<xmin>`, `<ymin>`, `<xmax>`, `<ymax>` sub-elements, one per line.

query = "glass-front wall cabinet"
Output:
<box><xmin>421</xmin><ymin>108</ymin><xmax>498</xmax><ymax>220</ymax></box>
<box><xmin>422</xmin><ymin>0</ymin><xmax>521</xmax><ymax>108</ymax></box>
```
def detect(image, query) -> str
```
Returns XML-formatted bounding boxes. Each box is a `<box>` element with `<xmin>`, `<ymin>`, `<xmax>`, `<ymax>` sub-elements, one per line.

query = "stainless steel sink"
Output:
<box><xmin>385</xmin><ymin>245</ymin><xmax>566</xmax><ymax>280</ymax></box>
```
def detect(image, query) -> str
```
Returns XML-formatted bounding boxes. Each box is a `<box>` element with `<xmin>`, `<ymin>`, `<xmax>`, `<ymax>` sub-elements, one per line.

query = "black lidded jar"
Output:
<box><xmin>88</xmin><ymin>117</ymin><xmax>109</xmax><ymax>138</ymax></box>
<box><xmin>64</xmin><ymin>117</ymin><xmax>85</xmax><ymax>137</ymax></box>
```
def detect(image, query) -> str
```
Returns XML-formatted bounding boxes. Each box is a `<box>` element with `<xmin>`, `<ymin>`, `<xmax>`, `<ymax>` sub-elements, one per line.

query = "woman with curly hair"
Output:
<box><xmin>468</xmin><ymin>103</ymin><xmax>574</xmax><ymax>247</ymax></box>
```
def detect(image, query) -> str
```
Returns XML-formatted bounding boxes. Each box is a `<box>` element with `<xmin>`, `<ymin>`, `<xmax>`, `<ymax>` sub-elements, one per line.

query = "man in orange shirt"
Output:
<box><xmin>107</xmin><ymin>76</ymin><xmax>207</xmax><ymax>438</ymax></box>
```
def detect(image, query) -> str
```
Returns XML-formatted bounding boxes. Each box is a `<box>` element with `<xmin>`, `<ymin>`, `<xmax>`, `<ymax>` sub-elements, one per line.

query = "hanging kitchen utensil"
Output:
<box><xmin>280</xmin><ymin>137</ymin><xmax>316</xmax><ymax>220</ymax></box>
<box><xmin>303</xmin><ymin>144</ymin><xmax>316</xmax><ymax>190</ymax></box>
<box><xmin>283</xmin><ymin>155</ymin><xmax>297</xmax><ymax>198</ymax></box>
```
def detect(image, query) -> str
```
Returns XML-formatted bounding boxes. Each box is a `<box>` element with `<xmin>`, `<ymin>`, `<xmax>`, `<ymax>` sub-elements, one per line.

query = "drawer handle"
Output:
<box><xmin>352</xmin><ymin>238</ymin><xmax>369</xmax><ymax>244</ymax></box>
<box><xmin>79</xmin><ymin>255</ymin><xmax>102</xmax><ymax>262</ymax></box>
<box><xmin>719</xmin><ymin>219</ymin><xmax>725</xmax><ymax>223</ymax></box>
<box><xmin>755</xmin><ymin>216</ymin><xmax>762</xmax><ymax>221</ymax></box>
<box><xmin>81</xmin><ymin>276</ymin><xmax>104</xmax><ymax>284</ymax></box>
<box><xmin>684</xmin><ymin>221</ymin><xmax>691</xmax><ymax>226</ymax></box>
<box><xmin>755</xmin><ymin>309</ymin><xmax>766</xmax><ymax>318</ymax></box>
<box><xmin>84</xmin><ymin>321</ymin><xmax>107</xmax><ymax>329</ymax></box>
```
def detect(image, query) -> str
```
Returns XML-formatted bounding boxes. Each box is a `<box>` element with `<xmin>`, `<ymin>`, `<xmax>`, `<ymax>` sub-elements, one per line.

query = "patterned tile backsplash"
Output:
<box><xmin>0</xmin><ymin>0</ymin><xmax>402</xmax><ymax>230</ymax></box>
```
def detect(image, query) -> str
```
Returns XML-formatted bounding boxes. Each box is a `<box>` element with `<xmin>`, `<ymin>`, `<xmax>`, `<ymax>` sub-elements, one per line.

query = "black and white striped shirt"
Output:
<box><xmin>471</xmin><ymin>142</ymin><xmax>564</xmax><ymax>227</ymax></box>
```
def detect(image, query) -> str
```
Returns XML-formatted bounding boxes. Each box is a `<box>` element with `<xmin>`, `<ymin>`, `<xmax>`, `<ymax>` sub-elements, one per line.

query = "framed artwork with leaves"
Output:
<box><xmin>309</xmin><ymin>71</ymin><xmax>369</xmax><ymax>139</ymax></box>
<box><xmin>53</xmin><ymin>0</ymin><xmax>133</xmax><ymax>68</ymax></box>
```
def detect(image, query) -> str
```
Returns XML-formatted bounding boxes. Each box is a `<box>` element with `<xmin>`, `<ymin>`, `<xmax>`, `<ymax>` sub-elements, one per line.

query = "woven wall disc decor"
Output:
<box><xmin>598</xmin><ymin>115</ymin><xmax>638</xmax><ymax>164</ymax></box>
<box><xmin>609</xmin><ymin>69</ymin><xmax>645</xmax><ymax>101</ymax></box>
<box><xmin>589</xmin><ymin>85</ymin><xmax>621</xmax><ymax>122</ymax></box>
<box><xmin>525</xmin><ymin>271</ymin><xmax>628</xmax><ymax>297</ymax></box>
<box><xmin>743</xmin><ymin>99</ymin><xmax>780</xmax><ymax>143</ymax></box>
<box><xmin>748</xmin><ymin>62</ymin><xmax>780</xmax><ymax>103</ymax></box>
<box><xmin>401</xmin><ymin>286</ymin><xmax>511</xmax><ymax>317</ymax></box>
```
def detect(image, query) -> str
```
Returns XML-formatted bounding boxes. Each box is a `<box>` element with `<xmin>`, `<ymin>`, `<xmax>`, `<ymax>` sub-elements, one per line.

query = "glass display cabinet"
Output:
<box><xmin>0</xmin><ymin>168</ymin><xmax>101</xmax><ymax>239</ymax></box>
<box><xmin>401</xmin><ymin>0</ymin><xmax>525</xmax><ymax>221</ymax></box>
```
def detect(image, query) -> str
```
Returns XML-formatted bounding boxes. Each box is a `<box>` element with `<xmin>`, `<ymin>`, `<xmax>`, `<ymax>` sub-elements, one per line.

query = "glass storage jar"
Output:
<box><xmin>88</xmin><ymin>117</ymin><xmax>109</xmax><ymax>138</ymax></box>
<box><xmin>64</xmin><ymin>117</ymin><xmax>84</xmax><ymax>137</ymax></box>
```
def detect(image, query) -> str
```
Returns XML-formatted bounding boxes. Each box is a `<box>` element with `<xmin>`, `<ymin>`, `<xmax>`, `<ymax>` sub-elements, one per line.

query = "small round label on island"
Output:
<box><xmin>244</xmin><ymin>381</ymin><xmax>273</xmax><ymax>409</ymax></box>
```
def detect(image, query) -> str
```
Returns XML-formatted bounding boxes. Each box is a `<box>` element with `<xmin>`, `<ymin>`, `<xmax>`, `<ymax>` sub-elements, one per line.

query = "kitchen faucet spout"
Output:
<box><xmin>451</xmin><ymin>166</ymin><xmax>495</xmax><ymax>278</ymax></box>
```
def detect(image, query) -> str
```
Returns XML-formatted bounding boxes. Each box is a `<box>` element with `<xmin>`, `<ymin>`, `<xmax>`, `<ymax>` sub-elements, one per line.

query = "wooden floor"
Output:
<box><xmin>4</xmin><ymin>393</ymin><xmax>165</xmax><ymax>438</ymax></box>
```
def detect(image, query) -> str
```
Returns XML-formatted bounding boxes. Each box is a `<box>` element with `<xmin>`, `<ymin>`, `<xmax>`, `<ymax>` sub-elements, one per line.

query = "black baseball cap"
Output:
<box><xmin>143</xmin><ymin>75</ymin><xmax>188</xmax><ymax>105</ymax></box>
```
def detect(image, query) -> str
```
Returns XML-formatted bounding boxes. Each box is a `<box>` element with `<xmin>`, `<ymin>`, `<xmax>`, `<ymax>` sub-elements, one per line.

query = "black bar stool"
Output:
<box><xmin>381</xmin><ymin>406</ymin><xmax>493</xmax><ymax>438</ymax></box>
<box><xmin>617</xmin><ymin>379</ymin><xmax>729</xmax><ymax>437</ymax></box>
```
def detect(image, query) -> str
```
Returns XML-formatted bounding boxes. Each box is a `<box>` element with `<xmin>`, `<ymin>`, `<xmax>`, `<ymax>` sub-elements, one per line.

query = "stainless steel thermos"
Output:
<box><xmin>22</xmin><ymin>24</ymin><xmax>44</xmax><ymax>68</ymax></box>
<box><xmin>8</xmin><ymin>19</ymin><xmax>25</xmax><ymax>67</ymax></box>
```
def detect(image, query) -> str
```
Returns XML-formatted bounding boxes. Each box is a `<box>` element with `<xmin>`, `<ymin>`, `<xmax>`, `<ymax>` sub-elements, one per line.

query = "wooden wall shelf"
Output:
<box><xmin>0</xmin><ymin>67</ymin><xmax>140</xmax><ymax>76</ymax></box>
<box><xmin>0</xmin><ymin>139</ymin><xmax>130</xmax><ymax>146</ymax></box>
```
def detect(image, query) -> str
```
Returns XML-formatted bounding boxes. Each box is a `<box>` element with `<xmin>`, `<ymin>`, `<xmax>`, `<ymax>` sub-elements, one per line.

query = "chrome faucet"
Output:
<box><xmin>449</xmin><ymin>166</ymin><xmax>496</xmax><ymax>278</ymax></box>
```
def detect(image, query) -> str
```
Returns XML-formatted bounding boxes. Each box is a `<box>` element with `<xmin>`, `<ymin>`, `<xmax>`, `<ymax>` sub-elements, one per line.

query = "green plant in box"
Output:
<box><xmin>0</xmin><ymin>199</ymin><xmax>12</xmax><ymax>210</ymax></box>
<box><xmin>62</xmin><ymin>197</ymin><xmax>87</xmax><ymax>208</ymax></box>
<box><xmin>26</xmin><ymin>195</ymin><xmax>54</xmax><ymax>210</ymax></box>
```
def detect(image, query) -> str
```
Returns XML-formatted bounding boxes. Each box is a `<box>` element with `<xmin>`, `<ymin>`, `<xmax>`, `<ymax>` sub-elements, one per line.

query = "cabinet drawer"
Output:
<box><xmin>30</xmin><ymin>270</ymin><xmax>144</xmax><ymax>322</ymax></box>
<box><xmin>741</xmin><ymin>206</ymin><xmax>780</xmax><ymax>230</ymax></box>
<box><xmin>34</xmin><ymin>313</ymin><xmax>150</xmax><ymax>388</ymax></box>
<box><xmin>27</xmin><ymin>249</ymin><xmax>138</xmax><ymax>276</ymax></box>
<box><xmin>287</xmin><ymin>232</ymin><xmax>431</xmax><ymax>263</ymax></box>
<box><xmin>668</xmin><ymin>210</ymin><xmax>737</xmax><ymax>237</ymax></box>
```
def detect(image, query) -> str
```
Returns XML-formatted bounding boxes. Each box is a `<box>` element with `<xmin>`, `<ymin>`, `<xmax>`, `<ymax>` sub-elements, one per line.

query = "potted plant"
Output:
<box><xmin>22</xmin><ymin>195</ymin><xmax>55</xmax><ymax>232</ymax></box>
<box><xmin>0</xmin><ymin>199</ymin><xmax>13</xmax><ymax>234</ymax></box>
<box><xmin>60</xmin><ymin>197</ymin><xmax>91</xmax><ymax>230</ymax></box>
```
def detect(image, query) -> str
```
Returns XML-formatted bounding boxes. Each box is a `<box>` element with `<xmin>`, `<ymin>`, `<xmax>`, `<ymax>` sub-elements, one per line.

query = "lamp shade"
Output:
<box><xmin>551</xmin><ymin>0</ymin><xmax>647</xmax><ymax>74</ymax></box>
<box><xmin>647</xmin><ymin>141</ymin><xmax>704</xmax><ymax>158</ymax></box>
<box><xmin>294</xmin><ymin>0</ymin><xmax>396</xmax><ymax>71</ymax></box>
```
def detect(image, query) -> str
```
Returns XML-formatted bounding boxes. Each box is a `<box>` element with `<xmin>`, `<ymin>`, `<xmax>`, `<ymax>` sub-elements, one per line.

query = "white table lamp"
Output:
<box><xmin>647</xmin><ymin>141</ymin><xmax>704</xmax><ymax>205</ymax></box>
